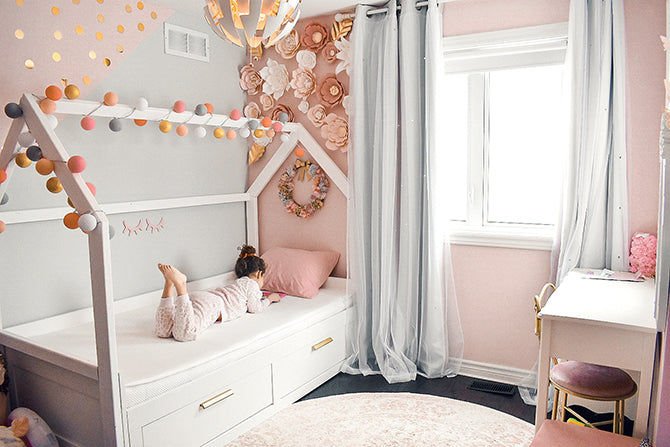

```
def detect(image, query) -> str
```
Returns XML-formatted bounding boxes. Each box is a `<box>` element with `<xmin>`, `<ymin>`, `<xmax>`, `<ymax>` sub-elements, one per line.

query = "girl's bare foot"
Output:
<box><xmin>158</xmin><ymin>263</ymin><xmax>188</xmax><ymax>297</ymax></box>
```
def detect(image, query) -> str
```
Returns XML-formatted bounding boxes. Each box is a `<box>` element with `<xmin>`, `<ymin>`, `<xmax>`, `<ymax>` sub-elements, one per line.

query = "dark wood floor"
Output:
<box><xmin>300</xmin><ymin>372</ymin><xmax>537</xmax><ymax>424</ymax></box>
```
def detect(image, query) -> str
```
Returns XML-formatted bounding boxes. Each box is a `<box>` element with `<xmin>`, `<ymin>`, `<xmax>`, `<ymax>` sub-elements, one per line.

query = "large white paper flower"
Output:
<box><xmin>260</xmin><ymin>59</ymin><xmax>290</xmax><ymax>100</ymax></box>
<box><xmin>335</xmin><ymin>38</ymin><xmax>351</xmax><ymax>76</ymax></box>
<box><xmin>296</xmin><ymin>50</ymin><xmax>317</xmax><ymax>70</ymax></box>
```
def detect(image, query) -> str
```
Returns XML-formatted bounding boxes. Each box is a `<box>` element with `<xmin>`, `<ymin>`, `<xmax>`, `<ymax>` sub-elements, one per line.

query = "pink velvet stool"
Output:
<box><xmin>550</xmin><ymin>360</ymin><xmax>637</xmax><ymax>434</ymax></box>
<box><xmin>531</xmin><ymin>420</ymin><xmax>642</xmax><ymax>447</ymax></box>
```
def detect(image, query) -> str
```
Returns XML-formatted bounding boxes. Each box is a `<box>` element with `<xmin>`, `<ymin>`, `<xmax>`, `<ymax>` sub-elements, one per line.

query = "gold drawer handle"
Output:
<box><xmin>312</xmin><ymin>337</ymin><xmax>333</xmax><ymax>351</ymax></box>
<box><xmin>199</xmin><ymin>389</ymin><xmax>234</xmax><ymax>410</ymax></box>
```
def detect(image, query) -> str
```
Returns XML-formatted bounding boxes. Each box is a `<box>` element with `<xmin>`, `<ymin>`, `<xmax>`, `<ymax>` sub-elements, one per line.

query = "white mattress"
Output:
<box><xmin>12</xmin><ymin>277</ymin><xmax>351</xmax><ymax>408</ymax></box>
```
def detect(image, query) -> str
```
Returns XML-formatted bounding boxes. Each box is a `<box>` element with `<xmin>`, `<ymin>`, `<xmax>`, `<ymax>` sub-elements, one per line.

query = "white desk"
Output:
<box><xmin>535</xmin><ymin>271</ymin><xmax>658</xmax><ymax>439</ymax></box>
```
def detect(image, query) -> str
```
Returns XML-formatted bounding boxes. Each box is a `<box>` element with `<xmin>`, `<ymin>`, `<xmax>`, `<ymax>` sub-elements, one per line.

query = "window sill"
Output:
<box><xmin>447</xmin><ymin>224</ymin><xmax>554</xmax><ymax>251</ymax></box>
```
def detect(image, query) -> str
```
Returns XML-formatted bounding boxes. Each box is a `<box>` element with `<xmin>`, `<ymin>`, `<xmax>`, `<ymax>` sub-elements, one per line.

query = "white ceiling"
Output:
<box><xmin>153</xmin><ymin>0</ymin><xmax>366</xmax><ymax>18</ymax></box>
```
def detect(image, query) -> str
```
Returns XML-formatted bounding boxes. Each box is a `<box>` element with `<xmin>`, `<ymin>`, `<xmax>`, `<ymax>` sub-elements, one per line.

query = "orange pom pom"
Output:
<box><xmin>176</xmin><ymin>124</ymin><xmax>188</xmax><ymax>136</ymax></box>
<box><xmin>0</xmin><ymin>170</ymin><xmax>7</xmax><ymax>183</ymax></box>
<box><xmin>226</xmin><ymin>129</ymin><xmax>237</xmax><ymax>140</ymax></box>
<box><xmin>261</xmin><ymin>117</ymin><xmax>272</xmax><ymax>128</ymax></box>
<box><xmin>35</xmin><ymin>159</ymin><xmax>54</xmax><ymax>175</ymax></box>
<box><xmin>45</xmin><ymin>85</ymin><xmax>63</xmax><ymax>101</ymax></box>
<box><xmin>205</xmin><ymin>103</ymin><xmax>214</xmax><ymax>114</ymax></box>
<box><xmin>0</xmin><ymin>220</ymin><xmax>5</xmax><ymax>234</ymax></box>
<box><xmin>103</xmin><ymin>92</ymin><xmax>118</xmax><ymax>106</ymax></box>
<box><xmin>295</xmin><ymin>147</ymin><xmax>305</xmax><ymax>157</ymax></box>
<box><xmin>63</xmin><ymin>212</ymin><xmax>80</xmax><ymax>229</ymax></box>
<box><xmin>134</xmin><ymin>119</ymin><xmax>147</xmax><ymax>127</ymax></box>
<box><xmin>39</xmin><ymin>98</ymin><xmax>57</xmax><ymax>114</ymax></box>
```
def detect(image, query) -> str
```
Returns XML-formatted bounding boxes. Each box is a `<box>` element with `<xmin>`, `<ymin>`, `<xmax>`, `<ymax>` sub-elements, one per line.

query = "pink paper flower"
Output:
<box><xmin>239</xmin><ymin>65</ymin><xmax>264</xmax><ymax>95</ymax></box>
<box><xmin>317</xmin><ymin>74</ymin><xmax>345</xmax><ymax>109</ymax></box>
<box><xmin>259</xmin><ymin>93</ymin><xmax>276</xmax><ymax>111</ymax></box>
<box><xmin>290</xmin><ymin>67</ymin><xmax>317</xmax><ymax>100</ymax></box>
<box><xmin>244</xmin><ymin>102</ymin><xmax>261</xmax><ymax>119</ymax></box>
<box><xmin>307</xmin><ymin>104</ymin><xmax>327</xmax><ymax>127</ymax></box>
<box><xmin>271</xmin><ymin>104</ymin><xmax>294</xmax><ymax>122</ymax></box>
<box><xmin>320</xmin><ymin>113</ymin><xmax>349</xmax><ymax>152</ymax></box>
<box><xmin>629</xmin><ymin>232</ymin><xmax>657</xmax><ymax>277</ymax></box>
<box><xmin>323</xmin><ymin>41</ymin><xmax>338</xmax><ymax>63</ymax></box>
<box><xmin>301</xmin><ymin>22</ymin><xmax>328</xmax><ymax>52</ymax></box>
<box><xmin>275</xmin><ymin>29</ymin><xmax>301</xmax><ymax>59</ymax></box>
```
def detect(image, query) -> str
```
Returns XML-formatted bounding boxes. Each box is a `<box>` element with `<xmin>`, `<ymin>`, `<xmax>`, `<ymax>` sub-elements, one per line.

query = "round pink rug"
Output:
<box><xmin>230</xmin><ymin>392</ymin><xmax>535</xmax><ymax>446</ymax></box>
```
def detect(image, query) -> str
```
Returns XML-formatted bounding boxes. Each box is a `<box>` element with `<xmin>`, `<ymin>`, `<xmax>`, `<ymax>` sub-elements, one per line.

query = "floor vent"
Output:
<box><xmin>467</xmin><ymin>379</ymin><xmax>516</xmax><ymax>396</ymax></box>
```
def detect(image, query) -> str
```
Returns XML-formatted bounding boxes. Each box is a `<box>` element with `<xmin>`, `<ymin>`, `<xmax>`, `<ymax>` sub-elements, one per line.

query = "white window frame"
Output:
<box><xmin>442</xmin><ymin>23</ymin><xmax>568</xmax><ymax>251</ymax></box>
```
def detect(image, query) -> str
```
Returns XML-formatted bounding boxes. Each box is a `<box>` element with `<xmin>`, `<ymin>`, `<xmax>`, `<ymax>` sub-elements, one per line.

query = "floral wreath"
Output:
<box><xmin>278</xmin><ymin>159</ymin><xmax>329</xmax><ymax>219</ymax></box>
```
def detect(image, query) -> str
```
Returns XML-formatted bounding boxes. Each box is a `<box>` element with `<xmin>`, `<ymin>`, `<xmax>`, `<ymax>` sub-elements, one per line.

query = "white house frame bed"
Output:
<box><xmin>0</xmin><ymin>94</ymin><xmax>350</xmax><ymax>447</ymax></box>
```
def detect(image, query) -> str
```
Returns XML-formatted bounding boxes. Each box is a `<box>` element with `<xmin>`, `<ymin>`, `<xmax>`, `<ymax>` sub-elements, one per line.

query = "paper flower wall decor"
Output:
<box><xmin>302</xmin><ymin>22</ymin><xmax>328</xmax><ymax>52</ymax></box>
<box><xmin>271</xmin><ymin>104</ymin><xmax>294</xmax><ymax>123</ymax></box>
<box><xmin>244</xmin><ymin>102</ymin><xmax>262</xmax><ymax>119</ymax></box>
<box><xmin>260</xmin><ymin>59</ymin><xmax>290</xmax><ymax>100</ymax></box>
<box><xmin>320</xmin><ymin>113</ymin><xmax>349</xmax><ymax>152</ymax></box>
<box><xmin>275</xmin><ymin>29</ymin><xmax>301</xmax><ymax>59</ymax></box>
<box><xmin>317</xmin><ymin>74</ymin><xmax>345</xmax><ymax>108</ymax></box>
<box><xmin>323</xmin><ymin>42</ymin><xmax>338</xmax><ymax>63</ymax></box>
<box><xmin>331</xmin><ymin>18</ymin><xmax>353</xmax><ymax>41</ymax></box>
<box><xmin>290</xmin><ymin>67</ymin><xmax>316</xmax><ymax>113</ymax></box>
<box><xmin>296</xmin><ymin>50</ymin><xmax>317</xmax><ymax>70</ymax></box>
<box><xmin>259</xmin><ymin>93</ymin><xmax>276</xmax><ymax>112</ymax></box>
<box><xmin>629</xmin><ymin>232</ymin><xmax>657</xmax><ymax>277</ymax></box>
<box><xmin>335</xmin><ymin>38</ymin><xmax>351</xmax><ymax>76</ymax></box>
<box><xmin>307</xmin><ymin>104</ymin><xmax>327</xmax><ymax>127</ymax></box>
<box><xmin>239</xmin><ymin>65</ymin><xmax>264</xmax><ymax>95</ymax></box>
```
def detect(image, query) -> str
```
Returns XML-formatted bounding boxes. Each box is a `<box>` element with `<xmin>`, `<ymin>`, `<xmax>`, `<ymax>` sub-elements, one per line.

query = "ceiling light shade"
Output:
<box><xmin>204</xmin><ymin>0</ymin><xmax>301</xmax><ymax>49</ymax></box>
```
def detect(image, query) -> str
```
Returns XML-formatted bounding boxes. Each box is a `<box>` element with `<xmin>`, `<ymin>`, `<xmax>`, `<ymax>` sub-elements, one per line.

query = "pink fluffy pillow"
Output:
<box><xmin>261</xmin><ymin>247</ymin><xmax>340</xmax><ymax>298</ymax></box>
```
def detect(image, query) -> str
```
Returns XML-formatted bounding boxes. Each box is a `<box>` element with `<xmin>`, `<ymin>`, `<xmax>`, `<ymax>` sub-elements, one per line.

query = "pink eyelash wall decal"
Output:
<box><xmin>146</xmin><ymin>217</ymin><xmax>165</xmax><ymax>233</ymax></box>
<box><xmin>122</xmin><ymin>219</ymin><xmax>143</xmax><ymax>236</ymax></box>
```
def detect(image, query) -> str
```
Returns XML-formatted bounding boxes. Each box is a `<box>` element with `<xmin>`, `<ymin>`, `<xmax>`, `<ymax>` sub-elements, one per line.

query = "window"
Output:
<box><xmin>438</xmin><ymin>23</ymin><xmax>568</xmax><ymax>250</ymax></box>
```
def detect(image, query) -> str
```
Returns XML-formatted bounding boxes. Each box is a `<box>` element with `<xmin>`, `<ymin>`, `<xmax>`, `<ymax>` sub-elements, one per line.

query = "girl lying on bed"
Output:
<box><xmin>154</xmin><ymin>245</ymin><xmax>282</xmax><ymax>342</ymax></box>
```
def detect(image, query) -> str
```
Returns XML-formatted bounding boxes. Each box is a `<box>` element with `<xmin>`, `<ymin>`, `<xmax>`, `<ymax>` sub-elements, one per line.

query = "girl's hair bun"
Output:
<box><xmin>239</xmin><ymin>244</ymin><xmax>257</xmax><ymax>258</ymax></box>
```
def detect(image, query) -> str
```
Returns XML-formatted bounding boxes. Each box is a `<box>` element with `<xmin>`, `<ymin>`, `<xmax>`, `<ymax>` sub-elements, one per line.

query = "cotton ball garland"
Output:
<box><xmin>173</xmin><ymin>100</ymin><xmax>186</xmax><ymax>113</ymax></box>
<box><xmin>205</xmin><ymin>103</ymin><xmax>214</xmax><ymax>114</ymax></box>
<box><xmin>230</xmin><ymin>109</ymin><xmax>242</xmax><ymax>120</ymax></box>
<box><xmin>46</xmin><ymin>177</ymin><xmax>63</xmax><ymax>193</ymax></box>
<box><xmin>18</xmin><ymin>132</ymin><xmax>35</xmax><ymax>148</ymax></box>
<box><xmin>86</xmin><ymin>182</ymin><xmax>96</xmax><ymax>196</ymax></box>
<box><xmin>295</xmin><ymin>147</ymin><xmax>305</xmax><ymax>157</ymax></box>
<box><xmin>254</xmin><ymin>129</ymin><xmax>264</xmax><ymax>138</ymax></box>
<box><xmin>238</xmin><ymin>127</ymin><xmax>250</xmax><ymax>138</ymax></box>
<box><xmin>39</xmin><ymin>98</ymin><xmax>57</xmax><ymax>114</ymax></box>
<box><xmin>278</xmin><ymin>112</ymin><xmax>288</xmax><ymax>123</ymax></box>
<box><xmin>266</xmin><ymin>129</ymin><xmax>275</xmax><ymax>138</ymax></box>
<box><xmin>629</xmin><ymin>232</ymin><xmax>657</xmax><ymax>277</ymax></box>
<box><xmin>15</xmin><ymin>153</ymin><xmax>31</xmax><ymax>168</ymax></box>
<box><xmin>0</xmin><ymin>170</ymin><xmax>6</xmax><ymax>183</ymax></box>
<box><xmin>176</xmin><ymin>124</ymin><xmax>188</xmax><ymax>136</ymax></box>
<box><xmin>35</xmin><ymin>159</ymin><xmax>54</xmax><ymax>175</ymax></box>
<box><xmin>159</xmin><ymin>120</ymin><xmax>172</xmax><ymax>133</ymax></box>
<box><xmin>280</xmin><ymin>133</ymin><xmax>290</xmax><ymax>143</ymax></box>
<box><xmin>64</xmin><ymin>84</ymin><xmax>80</xmax><ymax>99</ymax></box>
<box><xmin>0</xmin><ymin>221</ymin><xmax>5</xmax><ymax>234</ymax></box>
<box><xmin>63</xmin><ymin>212</ymin><xmax>80</xmax><ymax>229</ymax></box>
<box><xmin>45</xmin><ymin>114</ymin><xmax>59</xmax><ymax>129</ymax></box>
<box><xmin>109</xmin><ymin>118</ymin><xmax>122</xmax><ymax>132</ymax></box>
<box><xmin>194</xmin><ymin>126</ymin><xmax>206</xmax><ymax>138</ymax></box>
<box><xmin>272</xmin><ymin>122</ymin><xmax>283</xmax><ymax>132</ymax></box>
<box><xmin>213</xmin><ymin>128</ymin><xmax>225</xmax><ymax>139</ymax></box>
<box><xmin>45</xmin><ymin>85</ymin><xmax>63</xmax><ymax>101</ymax></box>
<box><xmin>194</xmin><ymin>104</ymin><xmax>207</xmax><ymax>116</ymax></box>
<box><xmin>261</xmin><ymin>117</ymin><xmax>272</xmax><ymax>128</ymax></box>
<box><xmin>81</xmin><ymin>116</ymin><xmax>96</xmax><ymax>130</ymax></box>
<box><xmin>4</xmin><ymin>102</ymin><xmax>23</xmax><ymax>119</ymax></box>
<box><xmin>26</xmin><ymin>146</ymin><xmax>42</xmax><ymax>161</ymax></box>
<box><xmin>225</xmin><ymin>129</ymin><xmax>237</xmax><ymax>140</ymax></box>
<box><xmin>134</xmin><ymin>119</ymin><xmax>147</xmax><ymax>127</ymax></box>
<box><xmin>78</xmin><ymin>214</ymin><xmax>97</xmax><ymax>232</ymax></box>
<box><xmin>136</xmin><ymin>97</ymin><xmax>149</xmax><ymax>111</ymax></box>
<box><xmin>67</xmin><ymin>155</ymin><xmax>86</xmax><ymax>173</ymax></box>
<box><xmin>248</xmin><ymin>120</ymin><xmax>259</xmax><ymax>130</ymax></box>
<box><xmin>103</xmin><ymin>92</ymin><xmax>118</xmax><ymax>106</ymax></box>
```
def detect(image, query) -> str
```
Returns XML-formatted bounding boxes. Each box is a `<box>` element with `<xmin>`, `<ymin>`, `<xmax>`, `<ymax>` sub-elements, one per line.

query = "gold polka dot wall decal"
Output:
<box><xmin>96</xmin><ymin>32</ymin><xmax>104</xmax><ymax>40</ymax></box>
<box><xmin>54</xmin><ymin>30</ymin><xmax>62</xmax><ymax>40</ymax></box>
<box><xmin>125</xmin><ymin>4</ymin><xmax>132</xmax><ymax>12</ymax></box>
<box><xmin>15</xmin><ymin>0</ymin><xmax>24</xmax><ymax>6</ymax></box>
<box><xmin>97</xmin><ymin>14</ymin><xmax>105</xmax><ymax>23</ymax></box>
<box><xmin>52</xmin><ymin>52</ymin><xmax>62</xmax><ymax>62</ymax></box>
<box><xmin>117</xmin><ymin>25</ymin><xmax>125</xmax><ymax>33</ymax></box>
<box><xmin>72</xmin><ymin>0</ymin><xmax>80</xmax><ymax>4</ymax></box>
<box><xmin>151</xmin><ymin>11</ymin><xmax>157</xmax><ymax>19</ymax></box>
<box><xmin>83</xmin><ymin>75</ymin><xmax>91</xmax><ymax>85</ymax></box>
<box><xmin>25</xmin><ymin>59</ymin><xmax>35</xmax><ymax>69</ymax></box>
<box><xmin>51</xmin><ymin>6</ymin><xmax>60</xmax><ymax>15</ymax></box>
<box><xmin>14</xmin><ymin>29</ymin><xmax>24</xmax><ymax>39</ymax></box>
<box><xmin>137</xmin><ymin>1</ymin><xmax>144</xmax><ymax>9</ymax></box>
<box><xmin>103</xmin><ymin>58</ymin><xmax>111</xmax><ymax>67</ymax></box>
<box><xmin>97</xmin><ymin>0</ymin><xmax>104</xmax><ymax>3</ymax></box>
<box><xmin>75</xmin><ymin>25</ymin><xmax>83</xmax><ymax>35</ymax></box>
<box><xmin>138</xmin><ymin>22</ymin><xmax>145</xmax><ymax>31</ymax></box>
<box><xmin>89</xmin><ymin>50</ymin><xmax>97</xmax><ymax>59</ymax></box>
<box><xmin>117</xmin><ymin>44</ymin><xmax>124</xmax><ymax>53</ymax></box>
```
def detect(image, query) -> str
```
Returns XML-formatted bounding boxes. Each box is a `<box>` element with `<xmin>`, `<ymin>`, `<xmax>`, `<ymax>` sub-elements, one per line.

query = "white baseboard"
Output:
<box><xmin>458</xmin><ymin>359</ymin><xmax>534</xmax><ymax>387</ymax></box>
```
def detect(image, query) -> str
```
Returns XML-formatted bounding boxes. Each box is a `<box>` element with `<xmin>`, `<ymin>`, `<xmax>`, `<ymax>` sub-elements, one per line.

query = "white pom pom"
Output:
<box><xmin>238</xmin><ymin>127</ymin><xmax>251</xmax><ymax>138</ymax></box>
<box><xmin>194</xmin><ymin>126</ymin><xmax>207</xmax><ymax>138</ymax></box>
<box><xmin>46</xmin><ymin>114</ymin><xmax>59</xmax><ymax>129</ymax></box>
<box><xmin>78</xmin><ymin>214</ymin><xmax>97</xmax><ymax>232</ymax></box>
<box><xmin>280</xmin><ymin>133</ymin><xmax>290</xmax><ymax>143</ymax></box>
<box><xmin>136</xmin><ymin>97</ymin><xmax>149</xmax><ymax>111</ymax></box>
<box><xmin>18</xmin><ymin>132</ymin><xmax>34</xmax><ymax>148</ymax></box>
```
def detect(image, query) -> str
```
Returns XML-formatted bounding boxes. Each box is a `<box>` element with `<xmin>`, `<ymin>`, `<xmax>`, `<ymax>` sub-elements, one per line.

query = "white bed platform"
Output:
<box><xmin>0</xmin><ymin>94</ymin><xmax>350</xmax><ymax>446</ymax></box>
<box><xmin>0</xmin><ymin>274</ymin><xmax>351</xmax><ymax>447</ymax></box>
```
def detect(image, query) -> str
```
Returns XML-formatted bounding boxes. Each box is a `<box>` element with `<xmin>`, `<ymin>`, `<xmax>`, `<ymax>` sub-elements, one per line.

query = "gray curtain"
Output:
<box><xmin>343</xmin><ymin>0</ymin><xmax>463</xmax><ymax>383</ymax></box>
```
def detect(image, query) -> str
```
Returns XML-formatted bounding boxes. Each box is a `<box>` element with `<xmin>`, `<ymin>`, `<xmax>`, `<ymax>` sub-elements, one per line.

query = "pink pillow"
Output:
<box><xmin>261</xmin><ymin>247</ymin><xmax>340</xmax><ymax>298</ymax></box>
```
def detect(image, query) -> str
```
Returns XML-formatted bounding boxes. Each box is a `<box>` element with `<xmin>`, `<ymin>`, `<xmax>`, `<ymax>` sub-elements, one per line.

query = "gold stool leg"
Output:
<box><xmin>619</xmin><ymin>399</ymin><xmax>625</xmax><ymax>434</ymax></box>
<box><xmin>561</xmin><ymin>392</ymin><xmax>568</xmax><ymax>422</ymax></box>
<box><xmin>552</xmin><ymin>388</ymin><xmax>560</xmax><ymax>420</ymax></box>
<box><xmin>613</xmin><ymin>400</ymin><xmax>619</xmax><ymax>434</ymax></box>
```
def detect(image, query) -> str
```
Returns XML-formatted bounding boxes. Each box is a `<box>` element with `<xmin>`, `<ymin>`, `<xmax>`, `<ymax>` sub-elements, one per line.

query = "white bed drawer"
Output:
<box><xmin>140</xmin><ymin>365</ymin><xmax>272</xmax><ymax>447</ymax></box>
<box><xmin>274</xmin><ymin>311</ymin><xmax>346</xmax><ymax>398</ymax></box>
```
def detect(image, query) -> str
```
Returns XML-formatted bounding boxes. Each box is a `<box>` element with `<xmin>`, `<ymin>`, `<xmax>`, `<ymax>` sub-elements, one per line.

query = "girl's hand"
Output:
<box><xmin>267</xmin><ymin>293</ymin><xmax>282</xmax><ymax>303</ymax></box>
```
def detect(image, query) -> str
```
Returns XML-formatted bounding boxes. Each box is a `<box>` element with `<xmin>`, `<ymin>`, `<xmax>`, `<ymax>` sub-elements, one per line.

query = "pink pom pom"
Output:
<box><xmin>173</xmin><ymin>100</ymin><xmax>186</xmax><ymax>113</ymax></box>
<box><xmin>272</xmin><ymin>122</ymin><xmax>283</xmax><ymax>132</ymax></box>
<box><xmin>67</xmin><ymin>155</ymin><xmax>86</xmax><ymax>173</ymax></box>
<box><xmin>230</xmin><ymin>109</ymin><xmax>242</xmax><ymax>120</ymax></box>
<box><xmin>81</xmin><ymin>116</ymin><xmax>96</xmax><ymax>131</ymax></box>
<box><xmin>86</xmin><ymin>182</ymin><xmax>96</xmax><ymax>196</ymax></box>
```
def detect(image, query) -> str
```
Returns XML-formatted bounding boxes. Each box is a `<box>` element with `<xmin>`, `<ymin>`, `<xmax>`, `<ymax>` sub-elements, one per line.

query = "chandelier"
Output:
<box><xmin>204</xmin><ymin>0</ymin><xmax>301</xmax><ymax>49</ymax></box>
